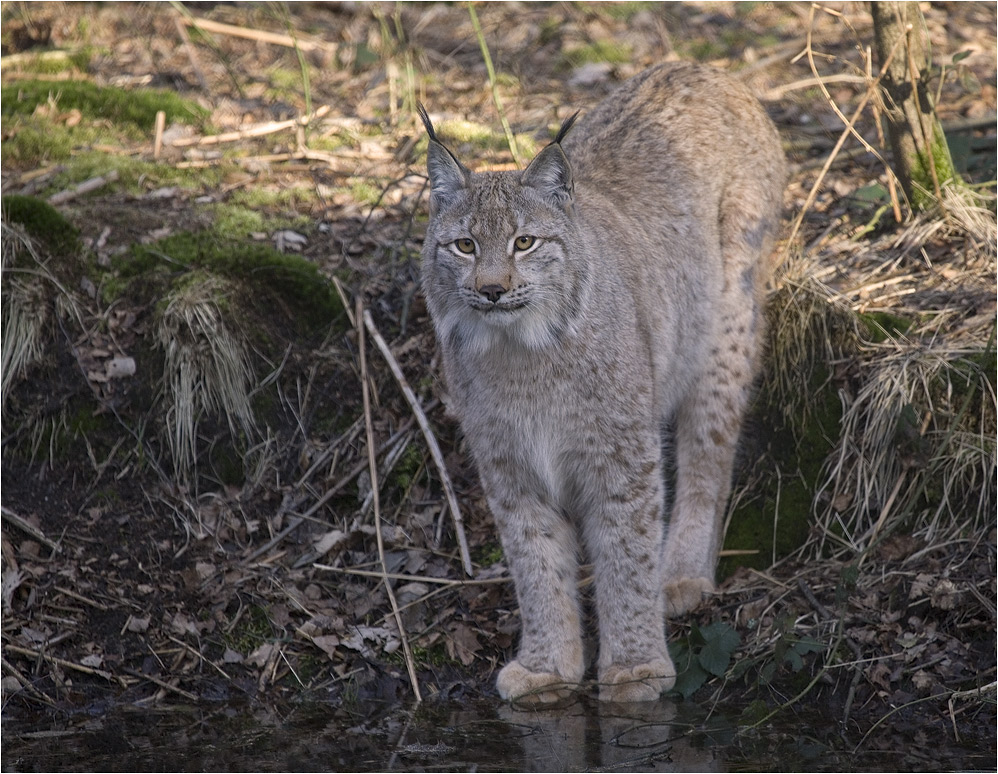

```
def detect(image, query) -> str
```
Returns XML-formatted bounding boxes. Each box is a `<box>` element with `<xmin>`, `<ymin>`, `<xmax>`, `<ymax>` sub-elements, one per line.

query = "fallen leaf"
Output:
<box><xmin>125</xmin><ymin>616</ymin><xmax>151</xmax><ymax>633</ymax></box>
<box><xmin>105</xmin><ymin>357</ymin><xmax>136</xmax><ymax>379</ymax></box>
<box><xmin>313</xmin><ymin>530</ymin><xmax>347</xmax><ymax>556</ymax></box>
<box><xmin>311</xmin><ymin>635</ymin><xmax>340</xmax><ymax>657</ymax></box>
<box><xmin>222</xmin><ymin>648</ymin><xmax>244</xmax><ymax>664</ymax></box>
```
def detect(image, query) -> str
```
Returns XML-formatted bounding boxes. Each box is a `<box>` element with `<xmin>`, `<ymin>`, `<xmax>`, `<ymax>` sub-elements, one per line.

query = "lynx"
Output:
<box><xmin>419</xmin><ymin>62</ymin><xmax>786</xmax><ymax>704</ymax></box>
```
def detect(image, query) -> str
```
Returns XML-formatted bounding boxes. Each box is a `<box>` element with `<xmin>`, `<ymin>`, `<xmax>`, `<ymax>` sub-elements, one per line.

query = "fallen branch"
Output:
<box><xmin>315</xmin><ymin>564</ymin><xmax>511</xmax><ymax>586</ymax></box>
<box><xmin>122</xmin><ymin>667</ymin><xmax>198</xmax><ymax>702</ymax></box>
<box><xmin>1</xmin><ymin>506</ymin><xmax>61</xmax><ymax>553</ymax></box>
<box><xmin>358</xmin><ymin>296</ymin><xmax>422</xmax><ymax>703</ymax></box>
<box><xmin>47</xmin><ymin>170</ymin><xmax>119</xmax><ymax>206</ymax></box>
<box><xmin>168</xmin><ymin>105</ymin><xmax>331</xmax><ymax>148</ymax></box>
<box><xmin>363</xmin><ymin>309</ymin><xmax>473</xmax><ymax>576</ymax></box>
<box><xmin>178</xmin><ymin>15</ymin><xmax>337</xmax><ymax>55</ymax></box>
<box><xmin>4</xmin><ymin>644</ymin><xmax>113</xmax><ymax>681</ymax></box>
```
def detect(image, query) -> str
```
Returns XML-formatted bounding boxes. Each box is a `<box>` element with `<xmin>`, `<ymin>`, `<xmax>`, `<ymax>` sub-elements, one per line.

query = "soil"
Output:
<box><xmin>2</xmin><ymin>2</ymin><xmax>996</xmax><ymax>766</ymax></box>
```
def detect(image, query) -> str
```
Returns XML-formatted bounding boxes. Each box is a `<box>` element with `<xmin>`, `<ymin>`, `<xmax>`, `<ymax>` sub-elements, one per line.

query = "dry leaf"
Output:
<box><xmin>125</xmin><ymin>615</ymin><xmax>151</xmax><ymax>633</ymax></box>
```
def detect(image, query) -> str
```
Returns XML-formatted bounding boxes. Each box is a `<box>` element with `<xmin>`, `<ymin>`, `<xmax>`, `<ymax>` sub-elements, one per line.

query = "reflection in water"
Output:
<box><xmin>2</xmin><ymin>694</ymin><xmax>990</xmax><ymax>772</ymax></box>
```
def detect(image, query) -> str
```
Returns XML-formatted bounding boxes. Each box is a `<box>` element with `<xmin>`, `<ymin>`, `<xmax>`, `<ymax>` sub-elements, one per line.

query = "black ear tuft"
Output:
<box><xmin>418</xmin><ymin>103</ymin><xmax>471</xmax><ymax>211</ymax></box>
<box><xmin>553</xmin><ymin>111</ymin><xmax>580</xmax><ymax>145</ymax></box>
<box><xmin>416</xmin><ymin>102</ymin><xmax>439</xmax><ymax>142</ymax></box>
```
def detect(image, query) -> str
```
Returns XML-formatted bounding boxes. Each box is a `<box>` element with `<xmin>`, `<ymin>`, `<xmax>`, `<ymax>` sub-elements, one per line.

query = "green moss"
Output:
<box><xmin>859</xmin><ymin>311</ymin><xmax>914</xmax><ymax>342</ymax></box>
<box><xmin>597</xmin><ymin>2</ymin><xmax>656</xmax><ymax>20</ymax></box>
<box><xmin>1</xmin><ymin>119</ymin><xmax>76</xmax><ymax>165</ymax></box>
<box><xmin>685</xmin><ymin>39</ymin><xmax>726</xmax><ymax>62</ymax></box>
<box><xmin>474</xmin><ymin>542</ymin><xmax>504</xmax><ymax>567</ymax></box>
<box><xmin>1</xmin><ymin>79</ymin><xmax>209</xmax><ymax>130</ymax></box>
<box><xmin>719</xmin><ymin>364</ymin><xmax>841</xmax><ymax>577</ymax></box>
<box><xmin>349</xmin><ymin>181</ymin><xmax>384</xmax><ymax>208</ymax></box>
<box><xmin>909</xmin><ymin>126</ymin><xmax>966</xmax><ymax>211</ymax></box>
<box><xmin>209</xmin><ymin>441</ymin><xmax>245</xmax><ymax>487</ymax></box>
<box><xmin>389</xmin><ymin>443</ymin><xmax>424</xmax><ymax>491</ymax></box>
<box><xmin>560</xmin><ymin>40</ymin><xmax>632</xmax><ymax>69</ymax></box>
<box><xmin>209</xmin><ymin>203</ymin><xmax>268</xmax><ymax>240</ymax></box>
<box><xmin>119</xmin><ymin>232</ymin><xmax>342</xmax><ymax>333</ymax></box>
<box><xmin>1</xmin><ymin>194</ymin><xmax>80</xmax><ymax>256</ymax></box>
<box><xmin>226</xmin><ymin>604</ymin><xmax>275</xmax><ymax>654</ymax></box>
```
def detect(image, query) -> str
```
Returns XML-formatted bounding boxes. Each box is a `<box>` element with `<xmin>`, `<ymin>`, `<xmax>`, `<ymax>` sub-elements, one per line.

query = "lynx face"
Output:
<box><xmin>422</xmin><ymin>133</ymin><xmax>586</xmax><ymax>352</ymax></box>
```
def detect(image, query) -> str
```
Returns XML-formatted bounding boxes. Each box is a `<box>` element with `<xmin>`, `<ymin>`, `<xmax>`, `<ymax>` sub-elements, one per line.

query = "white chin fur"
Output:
<box><xmin>440</xmin><ymin>303</ymin><xmax>562</xmax><ymax>355</ymax></box>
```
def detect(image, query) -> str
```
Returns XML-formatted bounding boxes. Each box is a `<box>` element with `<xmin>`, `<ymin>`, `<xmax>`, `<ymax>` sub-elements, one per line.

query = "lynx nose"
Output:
<box><xmin>478</xmin><ymin>284</ymin><xmax>506</xmax><ymax>303</ymax></box>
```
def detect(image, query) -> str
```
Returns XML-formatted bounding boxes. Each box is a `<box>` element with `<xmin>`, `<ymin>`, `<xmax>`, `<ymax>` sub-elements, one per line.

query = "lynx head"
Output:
<box><xmin>418</xmin><ymin>106</ymin><xmax>586</xmax><ymax>353</ymax></box>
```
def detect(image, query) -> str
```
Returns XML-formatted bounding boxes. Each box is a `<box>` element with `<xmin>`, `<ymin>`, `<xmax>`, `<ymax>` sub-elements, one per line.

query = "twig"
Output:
<box><xmin>803</xmin><ymin>18</ymin><xmax>900</xmax><ymax>195</ymax></box>
<box><xmin>1</xmin><ymin>506</ymin><xmax>61</xmax><ymax>553</ymax></box>
<box><xmin>168</xmin><ymin>105</ymin><xmax>331</xmax><ymax>147</ymax></box>
<box><xmin>787</xmin><ymin>10</ymin><xmax>910</xmax><ymax>247</ymax></box>
<box><xmin>315</xmin><ymin>564</ymin><xmax>511</xmax><ymax>586</ymax></box>
<box><xmin>177</xmin><ymin>15</ymin><xmax>337</xmax><ymax>55</ymax></box>
<box><xmin>165</xmin><ymin>635</ymin><xmax>232</xmax><ymax>681</ymax></box>
<box><xmin>1</xmin><ymin>655</ymin><xmax>57</xmax><ymax>706</ymax></box>
<box><xmin>4</xmin><ymin>644</ymin><xmax>112</xmax><ymax>681</ymax></box>
<box><xmin>245</xmin><ymin>415</ymin><xmax>422</xmax><ymax>564</ymax></box>
<box><xmin>762</xmin><ymin>72</ymin><xmax>867</xmax><ymax>100</ymax></box>
<box><xmin>54</xmin><ymin>585</ymin><xmax>108</xmax><ymax>611</ymax></box>
<box><xmin>153</xmin><ymin>110</ymin><xmax>166</xmax><ymax>159</ymax></box>
<box><xmin>357</xmin><ymin>297</ymin><xmax>422</xmax><ymax>703</ymax></box>
<box><xmin>798</xmin><ymin>578</ymin><xmax>864</xmax><ymax>725</ymax></box>
<box><xmin>122</xmin><ymin>667</ymin><xmax>198</xmax><ymax>702</ymax></box>
<box><xmin>47</xmin><ymin>170</ymin><xmax>119</xmax><ymax>205</ymax></box>
<box><xmin>173</xmin><ymin>14</ymin><xmax>208</xmax><ymax>91</ymax></box>
<box><xmin>363</xmin><ymin>309</ymin><xmax>473</xmax><ymax>576</ymax></box>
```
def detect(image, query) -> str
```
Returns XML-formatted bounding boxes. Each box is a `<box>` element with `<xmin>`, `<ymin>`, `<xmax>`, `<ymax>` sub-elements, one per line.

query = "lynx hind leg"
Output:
<box><xmin>663</xmin><ymin>252</ymin><xmax>767</xmax><ymax>618</ymax></box>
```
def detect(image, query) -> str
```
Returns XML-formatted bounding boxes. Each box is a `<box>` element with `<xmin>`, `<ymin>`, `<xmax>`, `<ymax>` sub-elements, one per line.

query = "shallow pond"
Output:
<box><xmin>2</xmin><ymin>695</ymin><xmax>991</xmax><ymax>772</ymax></box>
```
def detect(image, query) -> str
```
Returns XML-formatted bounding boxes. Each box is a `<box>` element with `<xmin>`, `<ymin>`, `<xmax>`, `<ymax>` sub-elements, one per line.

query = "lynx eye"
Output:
<box><xmin>514</xmin><ymin>235</ymin><xmax>536</xmax><ymax>251</ymax></box>
<box><xmin>454</xmin><ymin>238</ymin><xmax>476</xmax><ymax>254</ymax></box>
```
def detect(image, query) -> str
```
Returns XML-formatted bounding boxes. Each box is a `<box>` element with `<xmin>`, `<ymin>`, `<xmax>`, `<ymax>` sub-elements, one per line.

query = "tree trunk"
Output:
<box><xmin>870</xmin><ymin>1</ymin><xmax>962</xmax><ymax>210</ymax></box>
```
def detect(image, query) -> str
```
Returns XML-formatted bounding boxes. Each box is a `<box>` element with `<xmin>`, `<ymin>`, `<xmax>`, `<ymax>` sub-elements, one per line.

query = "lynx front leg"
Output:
<box><xmin>583</xmin><ymin>453</ymin><xmax>675</xmax><ymax>703</ymax></box>
<box><xmin>489</xmin><ymin>498</ymin><xmax>585</xmax><ymax>705</ymax></box>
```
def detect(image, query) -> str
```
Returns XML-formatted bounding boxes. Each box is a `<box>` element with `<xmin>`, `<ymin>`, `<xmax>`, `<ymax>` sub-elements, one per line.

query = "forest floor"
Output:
<box><xmin>1</xmin><ymin>2</ymin><xmax>996</xmax><ymax>767</ymax></box>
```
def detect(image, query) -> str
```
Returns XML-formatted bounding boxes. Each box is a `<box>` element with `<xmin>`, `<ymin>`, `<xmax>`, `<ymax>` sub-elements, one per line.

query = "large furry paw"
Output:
<box><xmin>598</xmin><ymin>659</ymin><xmax>676</xmax><ymax>703</ymax></box>
<box><xmin>497</xmin><ymin>661</ymin><xmax>580</xmax><ymax>707</ymax></box>
<box><xmin>664</xmin><ymin>576</ymin><xmax>714</xmax><ymax>617</ymax></box>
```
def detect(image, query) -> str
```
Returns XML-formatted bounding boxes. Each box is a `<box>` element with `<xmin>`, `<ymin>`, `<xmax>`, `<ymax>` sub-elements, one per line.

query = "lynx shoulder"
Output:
<box><xmin>420</xmin><ymin>62</ymin><xmax>785</xmax><ymax>704</ymax></box>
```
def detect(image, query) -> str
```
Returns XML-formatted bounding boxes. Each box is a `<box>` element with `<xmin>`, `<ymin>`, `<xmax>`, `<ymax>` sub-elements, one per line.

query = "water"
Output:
<box><xmin>3</xmin><ymin>696</ymin><xmax>991</xmax><ymax>771</ymax></box>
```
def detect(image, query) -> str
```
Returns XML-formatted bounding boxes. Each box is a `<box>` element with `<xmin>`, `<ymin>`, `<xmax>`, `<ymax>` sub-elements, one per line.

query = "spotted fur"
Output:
<box><xmin>420</xmin><ymin>63</ymin><xmax>786</xmax><ymax>704</ymax></box>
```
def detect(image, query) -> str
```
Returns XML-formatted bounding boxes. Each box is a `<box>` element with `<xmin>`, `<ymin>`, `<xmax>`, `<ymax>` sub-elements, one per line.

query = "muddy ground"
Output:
<box><xmin>1</xmin><ymin>2</ymin><xmax>996</xmax><ymax>767</ymax></box>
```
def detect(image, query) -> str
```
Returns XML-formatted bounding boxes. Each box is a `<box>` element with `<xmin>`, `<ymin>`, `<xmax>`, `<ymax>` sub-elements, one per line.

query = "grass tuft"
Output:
<box><xmin>157</xmin><ymin>273</ymin><xmax>257</xmax><ymax>484</ymax></box>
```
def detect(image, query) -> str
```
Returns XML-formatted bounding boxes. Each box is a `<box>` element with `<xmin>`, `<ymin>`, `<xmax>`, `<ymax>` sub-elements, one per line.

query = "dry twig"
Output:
<box><xmin>178</xmin><ymin>15</ymin><xmax>338</xmax><ymax>55</ymax></box>
<box><xmin>169</xmin><ymin>105</ymin><xmax>331</xmax><ymax>148</ymax></box>
<box><xmin>363</xmin><ymin>309</ymin><xmax>473</xmax><ymax>576</ymax></box>
<box><xmin>358</xmin><ymin>297</ymin><xmax>422</xmax><ymax>703</ymax></box>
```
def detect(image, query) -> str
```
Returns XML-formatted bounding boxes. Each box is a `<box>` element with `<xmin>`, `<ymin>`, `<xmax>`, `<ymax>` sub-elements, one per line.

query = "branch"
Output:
<box><xmin>362</xmin><ymin>309</ymin><xmax>473</xmax><ymax>576</ymax></box>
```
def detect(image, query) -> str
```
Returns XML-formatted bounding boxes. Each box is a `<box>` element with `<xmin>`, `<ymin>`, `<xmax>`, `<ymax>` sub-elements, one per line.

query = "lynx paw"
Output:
<box><xmin>664</xmin><ymin>577</ymin><xmax>714</xmax><ymax>617</ymax></box>
<box><xmin>598</xmin><ymin>659</ymin><xmax>676</xmax><ymax>703</ymax></box>
<box><xmin>497</xmin><ymin>661</ymin><xmax>580</xmax><ymax>706</ymax></box>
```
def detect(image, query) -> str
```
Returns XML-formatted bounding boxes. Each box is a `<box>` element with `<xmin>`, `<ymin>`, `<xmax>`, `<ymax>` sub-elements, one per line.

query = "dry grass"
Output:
<box><xmin>1</xmin><ymin>227</ymin><xmax>49</xmax><ymax>413</ymax></box>
<box><xmin>775</xmin><ymin>192</ymin><xmax>997</xmax><ymax>563</ymax></box>
<box><xmin>156</xmin><ymin>274</ymin><xmax>257</xmax><ymax>485</ymax></box>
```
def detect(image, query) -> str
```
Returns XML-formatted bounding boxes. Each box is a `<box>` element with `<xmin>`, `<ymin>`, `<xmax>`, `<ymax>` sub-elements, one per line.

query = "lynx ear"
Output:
<box><xmin>418</xmin><ymin>103</ymin><xmax>470</xmax><ymax>211</ymax></box>
<box><xmin>521</xmin><ymin>112</ymin><xmax>578</xmax><ymax>205</ymax></box>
